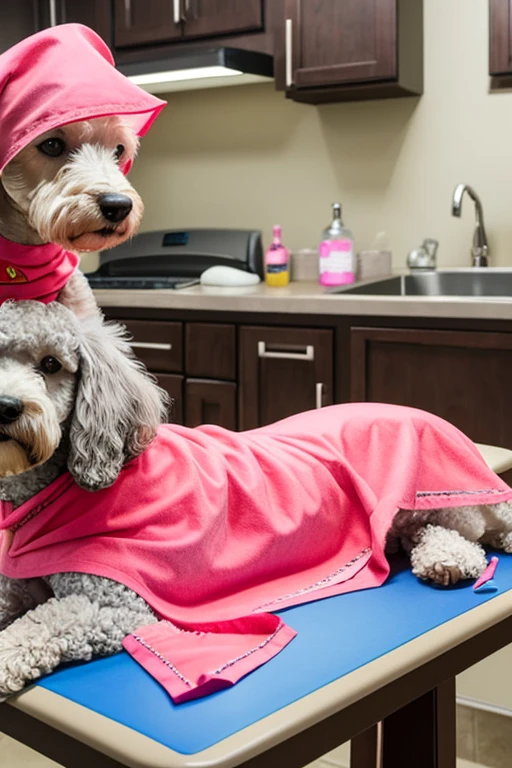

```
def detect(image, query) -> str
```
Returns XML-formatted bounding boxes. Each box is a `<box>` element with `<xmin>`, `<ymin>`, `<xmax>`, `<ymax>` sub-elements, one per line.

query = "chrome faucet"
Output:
<box><xmin>451</xmin><ymin>184</ymin><xmax>490</xmax><ymax>267</ymax></box>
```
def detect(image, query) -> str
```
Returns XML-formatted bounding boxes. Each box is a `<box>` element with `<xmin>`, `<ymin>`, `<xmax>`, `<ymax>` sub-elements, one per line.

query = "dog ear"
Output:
<box><xmin>68</xmin><ymin>315</ymin><xmax>168</xmax><ymax>491</ymax></box>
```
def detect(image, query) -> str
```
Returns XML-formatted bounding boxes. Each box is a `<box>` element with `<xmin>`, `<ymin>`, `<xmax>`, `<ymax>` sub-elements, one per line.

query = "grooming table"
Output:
<box><xmin>1</xmin><ymin>555</ymin><xmax>512</xmax><ymax>768</ymax></box>
<box><xmin>2</xmin><ymin>443</ymin><xmax>512</xmax><ymax>768</ymax></box>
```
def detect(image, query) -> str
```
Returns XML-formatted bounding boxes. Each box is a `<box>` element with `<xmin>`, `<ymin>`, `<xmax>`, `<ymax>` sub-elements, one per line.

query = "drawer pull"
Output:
<box><xmin>173</xmin><ymin>0</ymin><xmax>181</xmax><ymax>24</ymax></box>
<box><xmin>130</xmin><ymin>341</ymin><xmax>173</xmax><ymax>351</ymax></box>
<box><xmin>315</xmin><ymin>382</ymin><xmax>324</xmax><ymax>409</ymax></box>
<box><xmin>258</xmin><ymin>341</ymin><xmax>314</xmax><ymax>361</ymax></box>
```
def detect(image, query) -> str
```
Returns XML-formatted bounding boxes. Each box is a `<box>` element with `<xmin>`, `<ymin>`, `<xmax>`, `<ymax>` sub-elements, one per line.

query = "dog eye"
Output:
<box><xmin>37</xmin><ymin>138</ymin><xmax>65</xmax><ymax>158</ymax></box>
<box><xmin>114</xmin><ymin>144</ymin><xmax>125</xmax><ymax>161</ymax></box>
<box><xmin>39</xmin><ymin>356</ymin><xmax>62</xmax><ymax>374</ymax></box>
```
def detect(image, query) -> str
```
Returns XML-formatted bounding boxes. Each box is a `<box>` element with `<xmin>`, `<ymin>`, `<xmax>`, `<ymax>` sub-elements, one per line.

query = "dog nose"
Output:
<box><xmin>0</xmin><ymin>396</ymin><xmax>24</xmax><ymax>424</ymax></box>
<box><xmin>98</xmin><ymin>194</ymin><xmax>133</xmax><ymax>223</ymax></box>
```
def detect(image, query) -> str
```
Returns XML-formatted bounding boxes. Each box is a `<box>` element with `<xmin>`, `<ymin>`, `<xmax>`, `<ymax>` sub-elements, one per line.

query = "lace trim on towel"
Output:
<box><xmin>416</xmin><ymin>489</ymin><xmax>503</xmax><ymax>498</ymax></box>
<box><xmin>130</xmin><ymin>632</ymin><xmax>192</xmax><ymax>688</ymax></box>
<box><xmin>210</xmin><ymin>624</ymin><xmax>283</xmax><ymax>676</ymax></box>
<box><xmin>252</xmin><ymin>547</ymin><xmax>371</xmax><ymax>612</ymax></box>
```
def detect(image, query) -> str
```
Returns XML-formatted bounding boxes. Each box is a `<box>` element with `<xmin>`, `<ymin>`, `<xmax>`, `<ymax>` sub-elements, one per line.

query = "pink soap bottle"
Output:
<box><xmin>265</xmin><ymin>225</ymin><xmax>290</xmax><ymax>287</ymax></box>
<box><xmin>319</xmin><ymin>203</ymin><xmax>355</xmax><ymax>286</ymax></box>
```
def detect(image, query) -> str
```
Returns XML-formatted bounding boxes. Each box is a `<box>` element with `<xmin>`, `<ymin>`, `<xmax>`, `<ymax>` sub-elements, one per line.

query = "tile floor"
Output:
<box><xmin>457</xmin><ymin>704</ymin><xmax>512</xmax><ymax>768</ymax></box>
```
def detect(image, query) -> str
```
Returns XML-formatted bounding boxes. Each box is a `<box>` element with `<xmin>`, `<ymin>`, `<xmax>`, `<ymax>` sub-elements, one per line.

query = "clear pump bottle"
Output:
<box><xmin>319</xmin><ymin>203</ymin><xmax>355</xmax><ymax>286</ymax></box>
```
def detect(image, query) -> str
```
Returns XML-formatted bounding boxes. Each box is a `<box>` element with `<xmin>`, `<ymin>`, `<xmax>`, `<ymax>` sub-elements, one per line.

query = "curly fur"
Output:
<box><xmin>68</xmin><ymin>314</ymin><xmax>168</xmax><ymax>490</ymax></box>
<box><xmin>0</xmin><ymin>301</ymin><xmax>168</xmax><ymax>491</ymax></box>
<box><xmin>0</xmin><ymin>300</ymin><xmax>511</xmax><ymax>698</ymax></box>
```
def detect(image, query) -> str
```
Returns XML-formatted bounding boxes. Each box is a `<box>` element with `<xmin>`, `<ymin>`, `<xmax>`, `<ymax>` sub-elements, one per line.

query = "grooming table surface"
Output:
<box><xmin>4</xmin><ymin>552</ymin><xmax>512</xmax><ymax>767</ymax></box>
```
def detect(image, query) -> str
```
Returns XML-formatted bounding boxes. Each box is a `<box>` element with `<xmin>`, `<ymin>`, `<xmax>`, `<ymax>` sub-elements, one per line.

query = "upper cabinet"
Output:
<box><xmin>489</xmin><ymin>0</ymin><xmax>512</xmax><ymax>77</ymax></box>
<box><xmin>0</xmin><ymin>1</ymin><xmax>37</xmax><ymax>53</ymax></box>
<box><xmin>277</xmin><ymin>0</ymin><xmax>423</xmax><ymax>104</ymax></box>
<box><xmin>3</xmin><ymin>0</ymin><xmax>424</xmax><ymax>105</ymax></box>
<box><xmin>180</xmin><ymin>1</ymin><xmax>263</xmax><ymax>41</ymax></box>
<box><xmin>114</xmin><ymin>0</ymin><xmax>183</xmax><ymax>48</ymax></box>
<box><xmin>35</xmin><ymin>1</ymin><xmax>111</xmax><ymax>44</ymax></box>
<box><xmin>114</xmin><ymin>0</ymin><xmax>264</xmax><ymax>49</ymax></box>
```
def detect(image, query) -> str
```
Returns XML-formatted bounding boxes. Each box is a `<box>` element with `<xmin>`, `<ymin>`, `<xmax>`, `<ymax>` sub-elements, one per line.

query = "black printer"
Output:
<box><xmin>85</xmin><ymin>228</ymin><xmax>264</xmax><ymax>290</ymax></box>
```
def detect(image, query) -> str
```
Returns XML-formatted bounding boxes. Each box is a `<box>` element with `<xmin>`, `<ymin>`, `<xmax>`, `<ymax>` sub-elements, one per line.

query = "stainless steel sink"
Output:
<box><xmin>327</xmin><ymin>270</ymin><xmax>512</xmax><ymax>298</ymax></box>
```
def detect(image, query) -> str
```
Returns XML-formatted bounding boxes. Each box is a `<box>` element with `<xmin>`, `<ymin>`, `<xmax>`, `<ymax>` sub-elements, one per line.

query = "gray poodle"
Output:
<box><xmin>0</xmin><ymin>300</ymin><xmax>164</xmax><ymax>699</ymax></box>
<box><xmin>0</xmin><ymin>300</ymin><xmax>511</xmax><ymax>700</ymax></box>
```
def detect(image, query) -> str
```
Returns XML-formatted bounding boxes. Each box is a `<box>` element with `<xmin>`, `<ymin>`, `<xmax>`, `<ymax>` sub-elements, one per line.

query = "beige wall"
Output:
<box><xmin>106</xmin><ymin>0</ymin><xmax>512</xmax><ymax>273</ymax></box>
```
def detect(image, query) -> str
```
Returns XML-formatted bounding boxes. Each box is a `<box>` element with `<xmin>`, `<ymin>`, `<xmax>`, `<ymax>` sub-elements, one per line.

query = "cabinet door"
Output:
<box><xmin>0</xmin><ymin>1</ymin><xmax>37</xmax><ymax>53</ymax></box>
<box><xmin>155</xmin><ymin>373</ymin><xmax>184</xmax><ymax>424</ymax></box>
<box><xmin>350</xmin><ymin>326</ymin><xmax>512</xmax><ymax>448</ymax></box>
<box><xmin>285</xmin><ymin>0</ymin><xmax>397</xmax><ymax>89</ymax></box>
<box><xmin>36</xmin><ymin>1</ymin><xmax>111</xmax><ymax>44</ymax></box>
<box><xmin>239</xmin><ymin>326</ymin><xmax>333</xmax><ymax>430</ymax></box>
<box><xmin>490</xmin><ymin>0</ymin><xmax>512</xmax><ymax>75</ymax></box>
<box><xmin>185</xmin><ymin>379</ymin><xmax>237</xmax><ymax>429</ymax></box>
<box><xmin>185</xmin><ymin>323</ymin><xmax>236</xmax><ymax>380</ymax></box>
<box><xmin>183</xmin><ymin>0</ymin><xmax>263</xmax><ymax>40</ymax></box>
<box><xmin>114</xmin><ymin>0</ymin><xmax>183</xmax><ymax>48</ymax></box>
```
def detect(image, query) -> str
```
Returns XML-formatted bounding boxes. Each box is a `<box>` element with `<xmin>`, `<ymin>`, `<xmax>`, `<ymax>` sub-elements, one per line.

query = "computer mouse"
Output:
<box><xmin>200</xmin><ymin>266</ymin><xmax>261</xmax><ymax>287</ymax></box>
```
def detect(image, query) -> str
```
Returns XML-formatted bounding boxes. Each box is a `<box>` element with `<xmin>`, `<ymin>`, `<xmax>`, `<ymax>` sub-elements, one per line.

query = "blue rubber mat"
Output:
<box><xmin>37</xmin><ymin>554</ymin><xmax>512</xmax><ymax>754</ymax></box>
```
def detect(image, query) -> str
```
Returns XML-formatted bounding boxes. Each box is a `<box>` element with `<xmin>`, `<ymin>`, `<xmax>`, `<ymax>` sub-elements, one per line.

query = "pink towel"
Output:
<box><xmin>1</xmin><ymin>404</ymin><xmax>510</xmax><ymax>701</ymax></box>
<box><xmin>0</xmin><ymin>24</ymin><xmax>165</xmax><ymax>173</ymax></box>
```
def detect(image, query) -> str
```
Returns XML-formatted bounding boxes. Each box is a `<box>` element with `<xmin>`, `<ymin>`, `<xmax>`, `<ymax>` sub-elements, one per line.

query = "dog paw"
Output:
<box><xmin>422</xmin><ymin>562</ymin><xmax>463</xmax><ymax>586</ymax></box>
<box><xmin>499</xmin><ymin>532</ymin><xmax>512</xmax><ymax>554</ymax></box>
<box><xmin>411</xmin><ymin>525</ymin><xmax>487</xmax><ymax>587</ymax></box>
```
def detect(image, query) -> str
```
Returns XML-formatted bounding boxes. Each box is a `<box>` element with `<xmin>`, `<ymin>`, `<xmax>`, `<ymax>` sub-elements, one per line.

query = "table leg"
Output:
<box><xmin>381</xmin><ymin>677</ymin><xmax>456</xmax><ymax>768</ymax></box>
<box><xmin>351</xmin><ymin>722</ymin><xmax>381</xmax><ymax>768</ymax></box>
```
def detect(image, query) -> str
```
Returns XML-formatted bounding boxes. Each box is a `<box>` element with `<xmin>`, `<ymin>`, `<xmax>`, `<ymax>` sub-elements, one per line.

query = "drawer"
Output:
<box><xmin>122</xmin><ymin>320</ymin><xmax>183</xmax><ymax>373</ymax></box>
<box><xmin>185</xmin><ymin>323</ymin><xmax>236</xmax><ymax>380</ymax></box>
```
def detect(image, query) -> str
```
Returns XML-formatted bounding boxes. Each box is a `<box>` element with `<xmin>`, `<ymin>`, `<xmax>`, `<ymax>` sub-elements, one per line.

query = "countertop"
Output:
<box><xmin>93</xmin><ymin>279</ymin><xmax>512</xmax><ymax>319</ymax></box>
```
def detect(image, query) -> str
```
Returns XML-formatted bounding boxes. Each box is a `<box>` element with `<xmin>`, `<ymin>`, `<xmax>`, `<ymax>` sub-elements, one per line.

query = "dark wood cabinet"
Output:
<box><xmin>114</xmin><ymin>0</ymin><xmax>182</xmax><ymax>48</ymax></box>
<box><xmin>490</xmin><ymin>0</ymin><xmax>512</xmax><ymax>76</ymax></box>
<box><xmin>180</xmin><ymin>1</ymin><xmax>263</xmax><ymax>41</ymax></box>
<box><xmin>185</xmin><ymin>379</ymin><xmax>237</xmax><ymax>429</ymax></box>
<box><xmin>278</xmin><ymin>0</ymin><xmax>423</xmax><ymax>103</ymax></box>
<box><xmin>36</xmin><ymin>1</ymin><xmax>111</xmax><ymax>44</ymax></box>
<box><xmin>114</xmin><ymin>0</ymin><xmax>263</xmax><ymax>49</ymax></box>
<box><xmin>239</xmin><ymin>325</ymin><xmax>333</xmax><ymax>430</ymax></box>
<box><xmin>155</xmin><ymin>373</ymin><xmax>184</xmax><ymax>424</ymax></box>
<box><xmin>121</xmin><ymin>318</ymin><xmax>237</xmax><ymax>429</ymax></box>
<box><xmin>0</xmin><ymin>1</ymin><xmax>37</xmax><ymax>53</ymax></box>
<box><xmin>123</xmin><ymin>320</ymin><xmax>183</xmax><ymax>372</ymax></box>
<box><xmin>350</xmin><ymin>326</ymin><xmax>512</xmax><ymax>448</ymax></box>
<box><xmin>103</xmin><ymin>306</ymin><xmax>512</xmax><ymax>456</ymax></box>
<box><xmin>117</xmin><ymin>316</ymin><xmax>335</xmax><ymax>431</ymax></box>
<box><xmin>185</xmin><ymin>323</ymin><xmax>236</xmax><ymax>380</ymax></box>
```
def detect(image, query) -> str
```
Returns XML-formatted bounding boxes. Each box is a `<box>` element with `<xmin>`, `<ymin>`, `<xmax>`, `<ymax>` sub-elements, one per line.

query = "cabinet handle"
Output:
<box><xmin>315</xmin><ymin>382</ymin><xmax>324</xmax><ymax>409</ymax></box>
<box><xmin>49</xmin><ymin>0</ymin><xmax>57</xmax><ymax>26</ymax></box>
<box><xmin>285</xmin><ymin>18</ymin><xmax>293</xmax><ymax>87</ymax></box>
<box><xmin>173</xmin><ymin>0</ymin><xmax>181</xmax><ymax>24</ymax></box>
<box><xmin>258</xmin><ymin>341</ymin><xmax>314</xmax><ymax>361</ymax></box>
<box><xmin>130</xmin><ymin>341</ymin><xmax>173</xmax><ymax>351</ymax></box>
